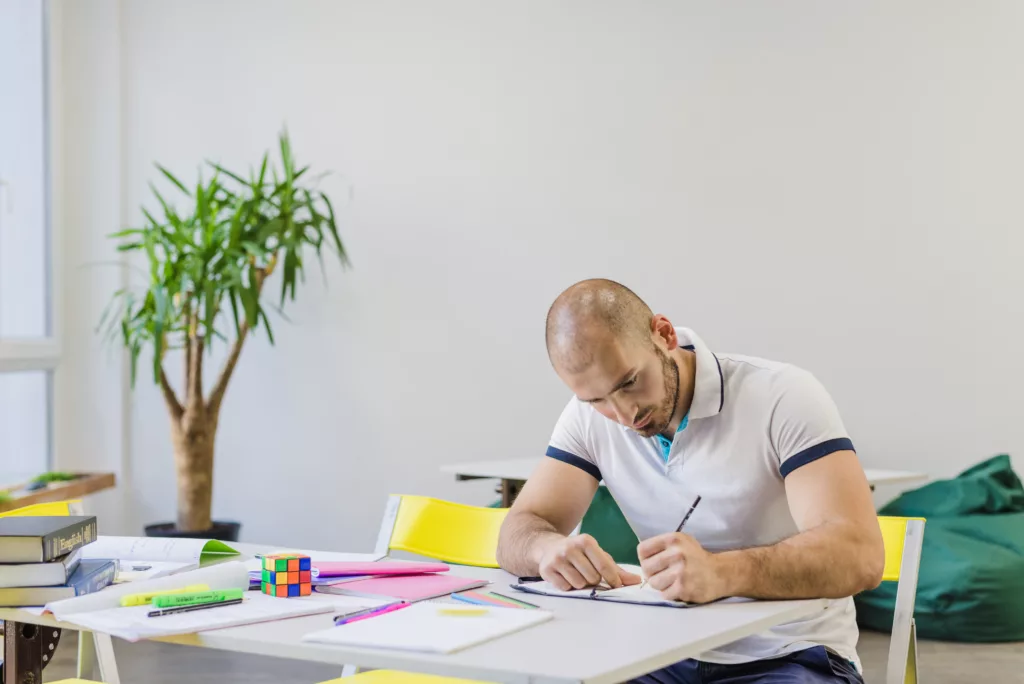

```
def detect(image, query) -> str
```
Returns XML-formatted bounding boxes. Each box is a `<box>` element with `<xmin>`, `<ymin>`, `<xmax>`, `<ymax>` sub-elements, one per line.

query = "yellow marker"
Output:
<box><xmin>437</xmin><ymin>608</ymin><xmax>489</xmax><ymax>616</ymax></box>
<box><xmin>120</xmin><ymin>583</ymin><xmax>211</xmax><ymax>607</ymax></box>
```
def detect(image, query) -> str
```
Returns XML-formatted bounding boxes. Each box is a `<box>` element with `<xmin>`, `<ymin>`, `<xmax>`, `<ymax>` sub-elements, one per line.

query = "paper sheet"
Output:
<box><xmin>45</xmin><ymin>561</ymin><xmax>250</xmax><ymax>620</ymax></box>
<box><xmin>65</xmin><ymin>592</ymin><xmax>333</xmax><ymax>641</ymax></box>
<box><xmin>511</xmin><ymin>563</ymin><xmax>688</xmax><ymax>608</ymax></box>
<box><xmin>81</xmin><ymin>536</ymin><xmax>238</xmax><ymax>565</ymax></box>
<box><xmin>116</xmin><ymin>561</ymin><xmax>195</xmax><ymax>583</ymax></box>
<box><xmin>245</xmin><ymin>550</ymin><xmax>385</xmax><ymax>565</ymax></box>
<box><xmin>302</xmin><ymin>602</ymin><xmax>553</xmax><ymax>654</ymax></box>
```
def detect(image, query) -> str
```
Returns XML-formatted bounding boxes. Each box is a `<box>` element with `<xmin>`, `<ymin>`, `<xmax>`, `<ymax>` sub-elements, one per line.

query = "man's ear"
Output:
<box><xmin>650</xmin><ymin>314</ymin><xmax>678</xmax><ymax>350</ymax></box>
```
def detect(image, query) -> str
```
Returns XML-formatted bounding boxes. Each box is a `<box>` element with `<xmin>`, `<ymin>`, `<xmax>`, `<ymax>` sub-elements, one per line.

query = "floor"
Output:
<box><xmin>38</xmin><ymin>629</ymin><xmax>1024</xmax><ymax>683</ymax></box>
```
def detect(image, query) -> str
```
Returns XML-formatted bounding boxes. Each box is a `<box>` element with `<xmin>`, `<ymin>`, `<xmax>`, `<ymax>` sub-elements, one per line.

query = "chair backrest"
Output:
<box><xmin>0</xmin><ymin>500</ymin><xmax>82</xmax><ymax>518</ymax></box>
<box><xmin>374</xmin><ymin>495</ymin><xmax>509</xmax><ymax>568</ymax></box>
<box><xmin>877</xmin><ymin>515</ymin><xmax>926</xmax><ymax>684</ymax></box>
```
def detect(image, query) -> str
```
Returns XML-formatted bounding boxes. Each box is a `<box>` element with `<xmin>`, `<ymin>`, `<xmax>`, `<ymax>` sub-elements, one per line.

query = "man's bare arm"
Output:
<box><xmin>497</xmin><ymin>458</ymin><xmax>640</xmax><ymax>589</ymax></box>
<box><xmin>719</xmin><ymin>450</ymin><xmax>884</xmax><ymax>599</ymax></box>
<box><xmin>496</xmin><ymin>458</ymin><xmax>598</xmax><ymax>577</ymax></box>
<box><xmin>639</xmin><ymin>451</ymin><xmax>885</xmax><ymax>603</ymax></box>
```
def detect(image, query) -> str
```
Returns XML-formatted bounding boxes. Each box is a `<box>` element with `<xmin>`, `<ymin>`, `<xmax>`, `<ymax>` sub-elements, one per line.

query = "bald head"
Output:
<box><xmin>546</xmin><ymin>279</ymin><xmax>654</xmax><ymax>373</ymax></box>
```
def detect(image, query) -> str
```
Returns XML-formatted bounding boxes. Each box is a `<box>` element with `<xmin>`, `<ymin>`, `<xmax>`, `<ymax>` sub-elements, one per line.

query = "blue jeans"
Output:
<box><xmin>630</xmin><ymin>646</ymin><xmax>864</xmax><ymax>683</ymax></box>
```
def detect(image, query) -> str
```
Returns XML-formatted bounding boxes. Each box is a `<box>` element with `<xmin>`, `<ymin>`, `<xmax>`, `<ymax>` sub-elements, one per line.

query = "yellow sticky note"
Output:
<box><xmin>437</xmin><ymin>608</ymin><xmax>488</xmax><ymax>617</ymax></box>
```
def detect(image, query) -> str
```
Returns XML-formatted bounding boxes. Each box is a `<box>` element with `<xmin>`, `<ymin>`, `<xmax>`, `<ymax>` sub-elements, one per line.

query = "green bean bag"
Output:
<box><xmin>855</xmin><ymin>454</ymin><xmax>1024</xmax><ymax>642</ymax></box>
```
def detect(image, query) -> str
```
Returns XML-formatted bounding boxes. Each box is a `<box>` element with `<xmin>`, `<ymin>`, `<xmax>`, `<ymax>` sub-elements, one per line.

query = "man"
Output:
<box><xmin>497</xmin><ymin>279</ymin><xmax>884</xmax><ymax>684</ymax></box>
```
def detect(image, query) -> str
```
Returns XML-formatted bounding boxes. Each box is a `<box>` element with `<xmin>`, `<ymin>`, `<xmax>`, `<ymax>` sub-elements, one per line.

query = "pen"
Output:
<box><xmin>147</xmin><ymin>598</ymin><xmax>243</xmax><ymax>618</ymax></box>
<box><xmin>517</xmin><ymin>576</ymin><xmax>542</xmax><ymax>583</ymax></box>
<box><xmin>335</xmin><ymin>601</ymin><xmax>410</xmax><ymax>626</ymax></box>
<box><xmin>640</xmin><ymin>494</ymin><xmax>702</xmax><ymax>591</ymax></box>
<box><xmin>676</xmin><ymin>494</ymin><xmax>702</xmax><ymax>532</ymax></box>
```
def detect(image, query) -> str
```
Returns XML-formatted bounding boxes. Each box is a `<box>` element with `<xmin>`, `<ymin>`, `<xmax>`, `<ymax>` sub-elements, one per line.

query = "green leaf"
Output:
<box><xmin>228</xmin><ymin>290</ymin><xmax>243</xmax><ymax>338</ymax></box>
<box><xmin>320</xmin><ymin>192</ymin><xmax>348</xmax><ymax>263</ymax></box>
<box><xmin>203</xmin><ymin>280</ymin><xmax>217</xmax><ymax>340</ymax></box>
<box><xmin>260</xmin><ymin>308</ymin><xmax>275</xmax><ymax>345</ymax></box>
<box><xmin>257</xmin><ymin>152</ymin><xmax>269</xmax><ymax>187</ymax></box>
<box><xmin>206</xmin><ymin>161</ymin><xmax>247</xmax><ymax>186</ymax></box>
<box><xmin>155</xmin><ymin>164</ymin><xmax>191</xmax><ymax>196</ymax></box>
<box><xmin>279</xmin><ymin>129</ymin><xmax>294</xmax><ymax>184</ymax></box>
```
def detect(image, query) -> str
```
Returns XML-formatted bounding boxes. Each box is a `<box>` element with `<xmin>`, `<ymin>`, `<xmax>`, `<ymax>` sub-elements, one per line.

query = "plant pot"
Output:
<box><xmin>144</xmin><ymin>520</ymin><xmax>241</xmax><ymax>542</ymax></box>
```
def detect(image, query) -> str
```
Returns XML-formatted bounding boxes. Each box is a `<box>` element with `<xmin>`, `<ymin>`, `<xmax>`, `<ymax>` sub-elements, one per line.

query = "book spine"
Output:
<box><xmin>72</xmin><ymin>561</ymin><xmax>117</xmax><ymax>596</ymax></box>
<box><xmin>42</xmin><ymin>519</ymin><xmax>97</xmax><ymax>562</ymax></box>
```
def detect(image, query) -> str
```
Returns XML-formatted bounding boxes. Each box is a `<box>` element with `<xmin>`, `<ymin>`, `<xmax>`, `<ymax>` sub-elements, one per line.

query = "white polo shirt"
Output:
<box><xmin>546</xmin><ymin>327</ymin><xmax>861</xmax><ymax>669</ymax></box>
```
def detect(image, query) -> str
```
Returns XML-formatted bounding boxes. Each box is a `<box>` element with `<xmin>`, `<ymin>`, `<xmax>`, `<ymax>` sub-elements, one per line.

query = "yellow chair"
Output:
<box><xmin>0</xmin><ymin>499</ymin><xmax>82</xmax><ymax>517</ymax></box>
<box><xmin>373</xmin><ymin>494</ymin><xmax>509</xmax><ymax>567</ymax></box>
<box><xmin>329</xmin><ymin>495</ymin><xmax>509</xmax><ymax>683</ymax></box>
<box><xmin>877</xmin><ymin>515</ymin><xmax>926</xmax><ymax>684</ymax></box>
<box><xmin>320</xmin><ymin>675</ymin><xmax>492</xmax><ymax>684</ymax></box>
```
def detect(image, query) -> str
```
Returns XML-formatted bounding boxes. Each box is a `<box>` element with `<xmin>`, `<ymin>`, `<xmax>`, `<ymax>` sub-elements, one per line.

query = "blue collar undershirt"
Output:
<box><xmin>654</xmin><ymin>413</ymin><xmax>689</xmax><ymax>462</ymax></box>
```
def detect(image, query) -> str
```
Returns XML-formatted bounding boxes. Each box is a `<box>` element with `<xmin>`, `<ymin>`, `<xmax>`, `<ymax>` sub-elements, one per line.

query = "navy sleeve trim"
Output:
<box><xmin>780</xmin><ymin>437</ymin><xmax>855</xmax><ymax>478</ymax></box>
<box><xmin>545</xmin><ymin>446</ymin><xmax>602</xmax><ymax>481</ymax></box>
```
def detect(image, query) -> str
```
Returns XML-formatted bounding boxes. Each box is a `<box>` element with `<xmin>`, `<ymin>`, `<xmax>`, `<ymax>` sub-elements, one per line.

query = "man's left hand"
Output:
<box><xmin>637</xmin><ymin>532</ymin><xmax>727</xmax><ymax>604</ymax></box>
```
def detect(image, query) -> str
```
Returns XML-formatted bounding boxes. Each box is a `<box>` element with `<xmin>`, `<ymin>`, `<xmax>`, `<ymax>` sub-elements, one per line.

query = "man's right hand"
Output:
<box><xmin>537</xmin><ymin>533</ymin><xmax>642</xmax><ymax>590</ymax></box>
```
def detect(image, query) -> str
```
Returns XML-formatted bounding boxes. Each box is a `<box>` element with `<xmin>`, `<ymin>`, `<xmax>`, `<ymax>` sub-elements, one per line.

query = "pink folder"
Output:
<box><xmin>316</xmin><ymin>573</ymin><xmax>488</xmax><ymax>601</ymax></box>
<box><xmin>312</xmin><ymin>561</ymin><xmax>450</xmax><ymax>578</ymax></box>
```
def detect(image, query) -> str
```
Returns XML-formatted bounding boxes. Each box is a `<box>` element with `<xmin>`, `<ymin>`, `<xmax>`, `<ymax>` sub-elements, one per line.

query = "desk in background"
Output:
<box><xmin>441</xmin><ymin>457</ymin><xmax>928</xmax><ymax>506</ymax></box>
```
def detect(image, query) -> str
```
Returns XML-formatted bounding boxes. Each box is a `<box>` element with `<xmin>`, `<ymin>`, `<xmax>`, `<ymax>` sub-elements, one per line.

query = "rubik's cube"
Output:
<box><xmin>261</xmin><ymin>553</ymin><xmax>312</xmax><ymax>597</ymax></box>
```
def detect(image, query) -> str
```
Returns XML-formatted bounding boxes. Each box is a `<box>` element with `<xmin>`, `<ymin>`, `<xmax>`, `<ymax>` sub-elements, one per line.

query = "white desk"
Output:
<box><xmin>442</xmin><ymin>457</ymin><xmax>928</xmax><ymax>505</ymax></box>
<box><xmin>0</xmin><ymin>542</ymin><xmax>828</xmax><ymax>684</ymax></box>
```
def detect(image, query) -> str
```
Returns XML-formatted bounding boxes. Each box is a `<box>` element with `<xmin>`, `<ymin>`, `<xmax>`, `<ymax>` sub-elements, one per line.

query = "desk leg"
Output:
<box><xmin>3</xmin><ymin>620</ymin><xmax>61</xmax><ymax>684</ymax></box>
<box><xmin>499</xmin><ymin>478</ymin><xmax>524</xmax><ymax>507</ymax></box>
<box><xmin>77</xmin><ymin>630</ymin><xmax>97</xmax><ymax>679</ymax></box>
<box><xmin>94</xmin><ymin>632</ymin><xmax>121</xmax><ymax>684</ymax></box>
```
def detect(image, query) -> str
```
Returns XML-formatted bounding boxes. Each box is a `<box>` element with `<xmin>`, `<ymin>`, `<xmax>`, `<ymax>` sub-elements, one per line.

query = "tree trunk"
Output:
<box><xmin>170</xmin><ymin>410</ymin><xmax>216</xmax><ymax>532</ymax></box>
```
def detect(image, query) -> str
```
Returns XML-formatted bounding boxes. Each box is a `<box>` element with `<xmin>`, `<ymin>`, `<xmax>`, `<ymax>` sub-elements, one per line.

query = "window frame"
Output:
<box><xmin>0</xmin><ymin>0</ymin><xmax>58</xmax><ymax>471</ymax></box>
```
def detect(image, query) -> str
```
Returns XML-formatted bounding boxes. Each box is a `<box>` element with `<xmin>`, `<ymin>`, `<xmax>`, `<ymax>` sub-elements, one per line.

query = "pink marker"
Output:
<box><xmin>334</xmin><ymin>601</ymin><xmax>410</xmax><ymax>626</ymax></box>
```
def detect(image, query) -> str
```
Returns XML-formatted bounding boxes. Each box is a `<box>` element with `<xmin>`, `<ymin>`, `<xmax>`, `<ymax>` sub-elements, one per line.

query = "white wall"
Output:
<box><xmin>52</xmin><ymin>0</ymin><xmax>129</xmax><ymax>532</ymax></box>
<box><xmin>56</xmin><ymin>0</ymin><xmax>1024</xmax><ymax>549</ymax></box>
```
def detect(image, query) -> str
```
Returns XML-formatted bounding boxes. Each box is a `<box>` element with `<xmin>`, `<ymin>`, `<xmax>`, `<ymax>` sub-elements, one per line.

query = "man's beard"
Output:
<box><xmin>633</xmin><ymin>346</ymin><xmax>680</xmax><ymax>438</ymax></box>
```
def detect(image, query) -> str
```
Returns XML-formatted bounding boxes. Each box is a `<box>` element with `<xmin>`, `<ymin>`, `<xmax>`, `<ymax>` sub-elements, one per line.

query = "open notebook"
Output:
<box><xmin>511</xmin><ymin>564</ymin><xmax>690</xmax><ymax>609</ymax></box>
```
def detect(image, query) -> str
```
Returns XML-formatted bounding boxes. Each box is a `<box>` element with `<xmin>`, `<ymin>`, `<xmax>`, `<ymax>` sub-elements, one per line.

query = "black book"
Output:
<box><xmin>0</xmin><ymin>516</ymin><xmax>97</xmax><ymax>563</ymax></box>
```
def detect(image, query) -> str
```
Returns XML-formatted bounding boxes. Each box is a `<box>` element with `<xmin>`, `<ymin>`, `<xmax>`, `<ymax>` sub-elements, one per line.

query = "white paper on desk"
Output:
<box><xmin>302</xmin><ymin>603</ymin><xmax>553</xmax><ymax>654</ymax></box>
<box><xmin>81</xmin><ymin>536</ymin><xmax>236</xmax><ymax>566</ymax></box>
<box><xmin>246</xmin><ymin>549</ymin><xmax>384</xmax><ymax>564</ymax></box>
<box><xmin>512</xmin><ymin>580</ymin><xmax>689</xmax><ymax>608</ymax></box>
<box><xmin>64</xmin><ymin>592</ymin><xmax>333</xmax><ymax>642</ymax></box>
<box><xmin>116</xmin><ymin>561</ymin><xmax>194</xmax><ymax>583</ymax></box>
<box><xmin>45</xmin><ymin>561</ymin><xmax>250</xmax><ymax>621</ymax></box>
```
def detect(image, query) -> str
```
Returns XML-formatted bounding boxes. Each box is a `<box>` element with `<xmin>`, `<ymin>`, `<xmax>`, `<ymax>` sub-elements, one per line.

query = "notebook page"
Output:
<box><xmin>302</xmin><ymin>602</ymin><xmax>553</xmax><ymax>654</ymax></box>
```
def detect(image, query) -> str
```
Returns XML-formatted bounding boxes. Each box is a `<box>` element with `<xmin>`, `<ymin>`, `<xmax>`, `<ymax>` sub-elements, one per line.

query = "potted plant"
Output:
<box><xmin>103</xmin><ymin>131</ymin><xmax>347</xmax><ymax>540</ymax></box>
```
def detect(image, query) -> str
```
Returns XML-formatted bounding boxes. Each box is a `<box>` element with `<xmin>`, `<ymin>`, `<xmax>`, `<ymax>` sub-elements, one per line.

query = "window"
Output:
<box><xmin>0</xmin><ymin>0</ymin><xmax>56</xmax><ymax>477</ymax></box>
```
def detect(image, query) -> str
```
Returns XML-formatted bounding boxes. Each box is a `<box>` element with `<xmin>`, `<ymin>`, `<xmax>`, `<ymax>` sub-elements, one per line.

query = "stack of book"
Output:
<box><xmin>0</xmin><ymin>515</ymin><xmax>115</xmax><ymax>606</ymax></box>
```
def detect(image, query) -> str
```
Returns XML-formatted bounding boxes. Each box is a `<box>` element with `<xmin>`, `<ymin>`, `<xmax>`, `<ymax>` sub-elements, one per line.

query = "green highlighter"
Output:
<box><xmin>151</xmin><ymin>588</ymin><xmax>244</xmax><ymax>609</ymax></box>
